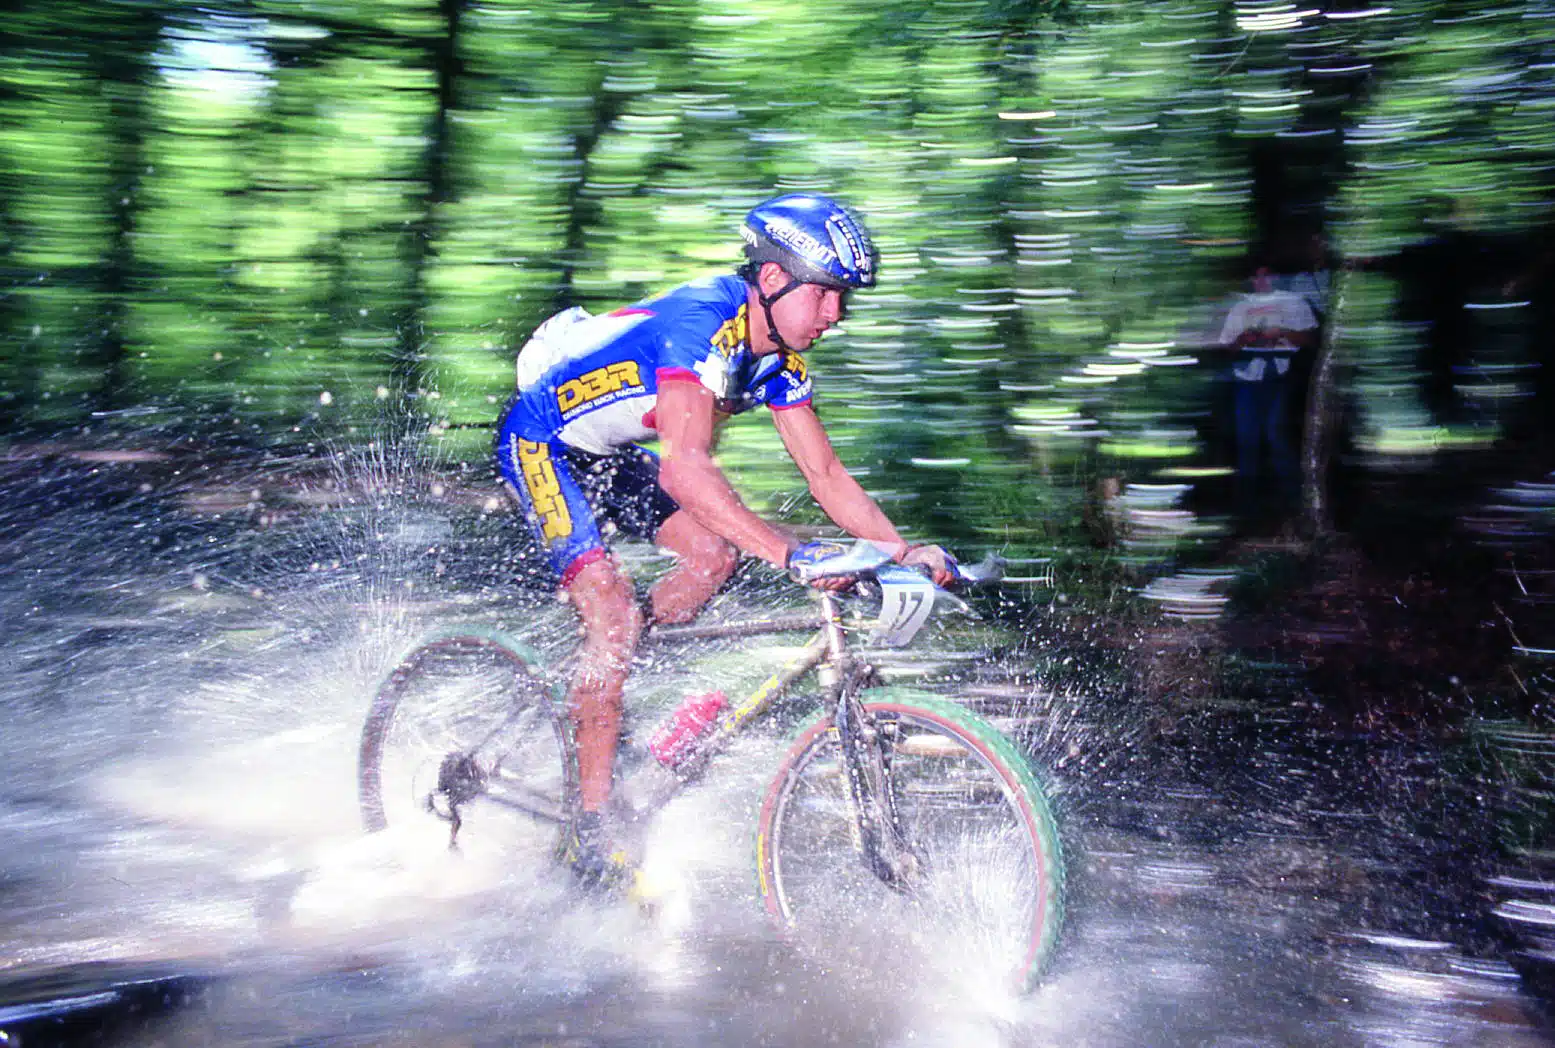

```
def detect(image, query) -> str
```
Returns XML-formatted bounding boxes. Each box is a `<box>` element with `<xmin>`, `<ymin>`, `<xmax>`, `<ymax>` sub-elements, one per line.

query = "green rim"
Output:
<box><xmin>756</xmin><ymin>687</ymin><xmax>1065</xmax><ymax>992</ymax></box>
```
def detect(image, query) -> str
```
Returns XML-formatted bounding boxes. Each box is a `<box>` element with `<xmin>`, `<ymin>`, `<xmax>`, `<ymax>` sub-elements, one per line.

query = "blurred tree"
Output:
<box><xmin>0</xmin><ymin>2</ymin><xmax>170</xmax><ymax>427</ymax></box>
<box><xmin>1</xmin><ymin>0</ymin><xmax>1552</xmax><ymax>563</ymax></box>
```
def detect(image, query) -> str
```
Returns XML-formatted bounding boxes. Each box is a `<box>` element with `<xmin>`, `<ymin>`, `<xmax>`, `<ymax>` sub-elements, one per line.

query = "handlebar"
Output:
<box><xmin>645</xmin><ymin>542</ymin><xmax>1001</xmax><ymax>651</ymax></box>
<box><xmin>790</xmin><ymin>539</ymin><xmax>1005</xmax><ymax>591</ymax></box>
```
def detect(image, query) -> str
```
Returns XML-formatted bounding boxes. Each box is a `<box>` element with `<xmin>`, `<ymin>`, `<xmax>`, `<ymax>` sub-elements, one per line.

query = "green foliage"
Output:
<box><xmin>1</xmin><ymin>0</ymin><xmax>1552</xmax><ymax>561</ymax></box>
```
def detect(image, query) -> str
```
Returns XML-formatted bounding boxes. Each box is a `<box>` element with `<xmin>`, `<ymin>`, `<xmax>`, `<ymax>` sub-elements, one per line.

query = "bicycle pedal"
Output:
<box><xmin>626</xmin><ymin>868</ymin><xmax>664</xmax><ymax>917</ymax></box>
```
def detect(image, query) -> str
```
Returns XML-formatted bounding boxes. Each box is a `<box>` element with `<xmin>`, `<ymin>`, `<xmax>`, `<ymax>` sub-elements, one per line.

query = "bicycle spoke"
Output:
<box><xmin>359</xmin><ymin>635</ymin><xmax>570</xmax><ymax>862</ymax></box>
<box><xmin>758</xmin><ymin>696</ymin><xmax>1063</xmax><ymax>993</ymax></box>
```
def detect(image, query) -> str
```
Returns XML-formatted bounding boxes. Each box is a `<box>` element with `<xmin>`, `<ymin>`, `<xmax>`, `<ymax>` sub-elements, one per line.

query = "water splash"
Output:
<box><xmin>1</xmin><ymin>436</ymin><xmax>1550</xmax><ymax>1045</ymax></box>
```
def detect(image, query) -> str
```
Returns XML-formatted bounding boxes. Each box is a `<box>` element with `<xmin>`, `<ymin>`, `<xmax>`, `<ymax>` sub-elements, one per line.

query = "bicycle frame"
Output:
<box><xmin>632</xmin><ymin>589</ymin><xmax>919</xmax><ymax>889</ymax></box>
<box><xmin>619</xmin><ymin>546</ymin><xmax>952</xmax><ymax>793</ymax></box>
<box><xmin>398</xmin><ymin>591</ymin><xmax>867</xmax><ymax>840</ymax></box>
<box><xmin>638</xmin><ymin>590</ymin><xmax>849</xmax><ymax>783</ymax></box>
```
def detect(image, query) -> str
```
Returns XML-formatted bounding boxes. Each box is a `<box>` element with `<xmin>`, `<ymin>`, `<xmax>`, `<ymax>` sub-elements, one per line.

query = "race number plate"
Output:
<box><xmin>873</xmin><ymin>565</ymin><xmax>937</xmax><ymax>647</ymax></box>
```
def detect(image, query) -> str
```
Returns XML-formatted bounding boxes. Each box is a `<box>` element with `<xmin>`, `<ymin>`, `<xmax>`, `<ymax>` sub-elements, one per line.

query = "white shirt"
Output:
<box><xmin>1218</xmin><ymin>291</ymin><xmax>1318</xmax><ymax>381</ymax></box>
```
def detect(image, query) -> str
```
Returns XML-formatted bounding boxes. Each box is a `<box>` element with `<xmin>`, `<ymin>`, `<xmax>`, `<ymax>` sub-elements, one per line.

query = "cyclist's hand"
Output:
<box><xmin>902</xmin><ymin>544</ymin><xmax>957</xmax><ymax>588</ymax></box>
<box><xmin>787</xmin><ymin>540</ymin><xmax>855</xmax><ymax>591</ymax></box>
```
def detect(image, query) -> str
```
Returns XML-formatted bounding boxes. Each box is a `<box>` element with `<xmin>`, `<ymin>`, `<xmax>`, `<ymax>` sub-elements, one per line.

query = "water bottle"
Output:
<box><xmin>646</xmin><ymin>690</ymin><xmax>729</xmax><ymax>770</ymax></box>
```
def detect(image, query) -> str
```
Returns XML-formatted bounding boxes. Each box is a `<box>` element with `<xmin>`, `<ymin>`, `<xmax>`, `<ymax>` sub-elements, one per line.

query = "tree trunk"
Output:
<box><xmin>95</xmin><ymin>16</ymin><xmax>160</xmax><ymax>418</ymax></box>
<box><xmin>395</xmin><ymin>0</ymin><xmax>466</xmax><ymax>395</ymax></box>
<box><xmin>1300</xmin><ymin>267</ymin><xmax>1350</xmax><ymax>539</ymax></box>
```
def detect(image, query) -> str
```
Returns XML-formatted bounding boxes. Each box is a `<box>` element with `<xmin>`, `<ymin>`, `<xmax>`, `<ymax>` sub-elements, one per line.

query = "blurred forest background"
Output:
<box><xmin>3</xmin><ymin>0</ymin><xmax>1554</xmax><ymax>564</ymax></box>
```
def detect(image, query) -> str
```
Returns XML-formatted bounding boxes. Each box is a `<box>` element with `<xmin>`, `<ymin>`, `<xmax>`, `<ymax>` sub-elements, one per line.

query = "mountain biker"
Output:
<box><xmin>495</xmin><ymin>193</ymin><xmax>954</xmax><ymax>893</ymax></box>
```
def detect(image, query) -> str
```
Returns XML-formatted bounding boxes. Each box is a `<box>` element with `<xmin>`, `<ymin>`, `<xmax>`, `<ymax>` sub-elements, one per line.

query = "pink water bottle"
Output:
<box><xmin>647</xmin><ymin>690</ymin><xmax>728</xmax><ymax>769</ymax></box>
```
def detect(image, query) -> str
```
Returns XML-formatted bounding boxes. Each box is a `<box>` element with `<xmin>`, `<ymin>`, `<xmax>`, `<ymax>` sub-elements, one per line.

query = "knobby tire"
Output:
<box><xmin>357</xmin><ymin>628</ymin><xmax>572</xmax><ymax>852</ymax></box>
<box><xmin>755</xmin><ymin>688</ymin><xmax>1064</xmax><ymax>994</ymax></box>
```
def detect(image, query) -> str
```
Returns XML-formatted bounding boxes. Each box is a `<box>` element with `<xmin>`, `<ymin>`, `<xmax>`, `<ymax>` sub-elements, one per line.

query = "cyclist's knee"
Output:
<box><xmin>693</xmin><ymin>537</ymin><xmax>739</xmax><ymax>583</ymax></box>
<box><xmin>568</xmin><ymin>557</ymin><xmax>643</xmax><ymax>653</ymax></box>
<box><xmin>656</xmin><ymin>512</ymin><xmax>737</xmax><ymax>581</ymax></box>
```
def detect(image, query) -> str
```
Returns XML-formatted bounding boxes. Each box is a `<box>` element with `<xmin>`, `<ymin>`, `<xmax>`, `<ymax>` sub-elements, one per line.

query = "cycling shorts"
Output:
<box><xmin>496</xmin><ymin>425</ymin><xmax>680</xmax><ymax>586</ymax></box>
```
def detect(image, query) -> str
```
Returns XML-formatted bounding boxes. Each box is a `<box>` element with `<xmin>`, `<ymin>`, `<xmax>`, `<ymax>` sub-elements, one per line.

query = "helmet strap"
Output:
<box><xmin>743</xmin><ymin>261</ymin><xmax>804</xmax><ymax>353</ymax></box>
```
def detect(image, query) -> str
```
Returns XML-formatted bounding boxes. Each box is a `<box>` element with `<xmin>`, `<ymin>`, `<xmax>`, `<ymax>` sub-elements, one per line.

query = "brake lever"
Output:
<box><xmin>929</xmin><ymin>553</ymin><xmax>1006</xmax><ymax>615</ymax></box>
<box><xmin>954</xmin><ymin>553</ymin><xmax>1007</xmax><ymax>587</ymax></box>
<box><xmin>899</xmin><ymin>552</ymin><xmax>1006</xmax><ymax>590</ymax></box>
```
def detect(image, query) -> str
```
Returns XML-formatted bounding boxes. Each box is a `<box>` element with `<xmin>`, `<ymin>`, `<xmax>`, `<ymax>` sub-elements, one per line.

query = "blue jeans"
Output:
<box><xmin>1233</xmin><ymin>378</ymin><xmax>1295</xmax><ymax>512</ymax></box>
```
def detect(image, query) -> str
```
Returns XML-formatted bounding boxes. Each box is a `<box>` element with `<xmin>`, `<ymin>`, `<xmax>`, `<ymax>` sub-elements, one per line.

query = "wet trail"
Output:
<box><xmin>1</xmin><ymin>449</ymin><xmax>1552</xmax><ymax>1046</ymax></box>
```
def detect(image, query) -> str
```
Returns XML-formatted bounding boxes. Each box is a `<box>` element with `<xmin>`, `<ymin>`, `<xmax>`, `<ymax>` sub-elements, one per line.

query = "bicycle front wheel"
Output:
<box><xmin>756</xmin><ymin>689</ymin><xmax>1063</xmax><ymax>994</ymax></box>
<box><xmin>358</xmin><ymin>628</ymin><xmax>572</xmax><ymax>861</ymax></box>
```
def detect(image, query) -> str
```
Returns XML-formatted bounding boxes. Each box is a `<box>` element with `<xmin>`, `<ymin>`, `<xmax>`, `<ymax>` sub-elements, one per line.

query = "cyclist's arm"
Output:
<box><xmin>770</xmin><ymin>402</ymin><xmax>910</xmax><ymax>561</ymax></box>
<box><xmin>656</xmin><ymin>378</ymin><xmax>794</xmax><ymax>568</ymax></box>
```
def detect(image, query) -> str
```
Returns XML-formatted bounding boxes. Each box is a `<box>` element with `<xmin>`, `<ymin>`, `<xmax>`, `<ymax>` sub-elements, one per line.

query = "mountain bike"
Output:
<box><xmin>357</xmin><ymin>542</ymin><xmax>1064</xmax><ymax>992</ymax></box>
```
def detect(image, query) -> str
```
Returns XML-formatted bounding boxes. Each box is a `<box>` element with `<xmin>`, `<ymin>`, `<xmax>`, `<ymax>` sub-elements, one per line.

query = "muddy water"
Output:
<box><xmin>0</xmin><ymin>455</ymin><xmax>1550</xmax><ymax>1046</ymax></box>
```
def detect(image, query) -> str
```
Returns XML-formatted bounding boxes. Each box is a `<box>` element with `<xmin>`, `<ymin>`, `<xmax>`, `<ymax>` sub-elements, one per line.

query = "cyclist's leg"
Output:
<box><xmin>563</xmin><ymin>555</ymin><xmax>641</xmax><ymax>813</ymax></box>
<box><xmin>650</xmin><ymin>510</ymin><xmax>738</xmax><ymax>625</ymax></box>
<box><xmin>496</xmin><ymin>429</ymin><xmax>641</xmax><ymax>816</ymax></box>
<box><xmin>571</xmin><ymin>443</ymin><xmax>737</xmax><ymax>626</ymax></box>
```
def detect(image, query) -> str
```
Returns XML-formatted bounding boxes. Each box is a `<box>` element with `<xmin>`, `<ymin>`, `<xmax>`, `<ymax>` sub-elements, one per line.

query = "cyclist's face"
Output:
<box><xmin>769</xmin><ymin>281</ymin><xmax>846</xmax><ymax>352</ymax></box>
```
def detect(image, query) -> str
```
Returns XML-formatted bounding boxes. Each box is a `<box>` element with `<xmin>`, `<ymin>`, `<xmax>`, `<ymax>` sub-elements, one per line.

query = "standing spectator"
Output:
<box><xmin>1279</xmin><ymin>232</ymin><xmax>1333</xmax><ymax>324</ymax></box>
<box><xmin>1219</xmin><ymin>263</ymin><xmax>1319</xmax><ymax>525</ymax></box>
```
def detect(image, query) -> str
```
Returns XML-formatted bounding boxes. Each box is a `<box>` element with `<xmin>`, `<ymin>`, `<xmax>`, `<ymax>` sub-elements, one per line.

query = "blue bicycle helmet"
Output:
<box><xmin>739</xmin><ymin>193</ymin><xmax>877</xmax><ymax>352</ymax></box>
<box><xmin>740</xmin><ymin>193</ymin><xmax>877</xmax><ymax>291</ymax></box>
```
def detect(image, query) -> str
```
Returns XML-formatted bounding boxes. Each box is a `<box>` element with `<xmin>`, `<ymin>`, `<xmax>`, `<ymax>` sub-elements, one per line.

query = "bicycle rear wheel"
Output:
<box><xmin>358</xmin><ymin>628</ymin><xmax>572</xmax><ymax>861</ymax></box>
<box><xmin>756</xmin><ymin>688</ymin><xmax>1063</xmax><ymax>994</ymax></box>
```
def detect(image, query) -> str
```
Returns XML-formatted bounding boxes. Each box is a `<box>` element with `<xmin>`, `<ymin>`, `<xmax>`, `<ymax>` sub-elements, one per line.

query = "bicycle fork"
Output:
<box><xmin>835</xmin><ymin>693</ymin><xmax>922</xmax><ymax>891</ymax></box>
<box><xmin>816</xmin><ymin>591</ymin><xmax>921</xmax><ymax>892</ymax></box>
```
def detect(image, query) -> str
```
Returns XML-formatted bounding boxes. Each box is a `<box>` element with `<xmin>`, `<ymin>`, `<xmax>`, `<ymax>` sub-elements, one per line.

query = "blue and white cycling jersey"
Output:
<box><xmin>503</xmin><ymin>273</ymin><xmax>814</xmax><ymax>455</ymax></box>
<box><xmin>496</xmin><ymin>274</ymin><xmax>817</xmax><ymax>583</ymax></box>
